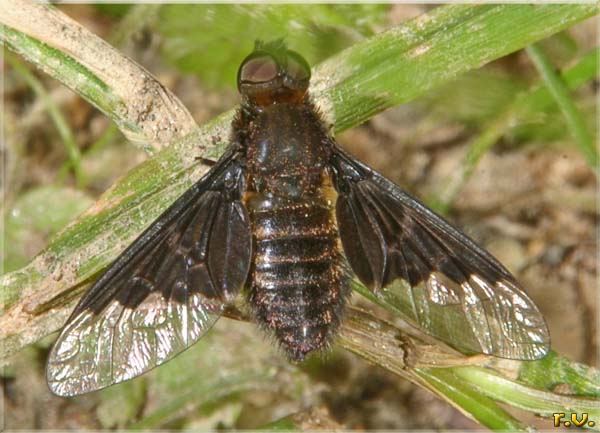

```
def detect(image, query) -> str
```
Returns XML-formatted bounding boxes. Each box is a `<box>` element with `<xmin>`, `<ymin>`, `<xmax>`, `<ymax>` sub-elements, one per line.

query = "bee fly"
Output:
<box><xmin>47</xmin><ymin>40</ymin><xmax>550</xmax><ymax>396</ymax></box>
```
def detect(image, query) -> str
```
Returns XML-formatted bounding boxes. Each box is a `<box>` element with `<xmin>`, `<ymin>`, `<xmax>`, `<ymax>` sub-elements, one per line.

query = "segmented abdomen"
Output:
<box><xmin>247</xmin><ymin>192</ymin><xmax>348</xmax><ymax>360</ymax></box>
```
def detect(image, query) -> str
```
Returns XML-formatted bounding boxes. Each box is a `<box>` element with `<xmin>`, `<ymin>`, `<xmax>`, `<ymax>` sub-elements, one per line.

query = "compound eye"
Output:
<box><xmin>239</xmin><ymin>54</ymin><xmax>278</xmax><ymax>85</ymax></box>
<box><xmin>286</xmin><ymin>51</ymin><xmax>311</xmax><ymax>83</ymax></box>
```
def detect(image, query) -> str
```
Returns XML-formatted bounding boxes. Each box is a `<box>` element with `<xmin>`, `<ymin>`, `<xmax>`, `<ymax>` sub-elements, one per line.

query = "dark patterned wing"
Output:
<box><xmin>331</xmin><ymin>147</ymin><xmax>550</xmax><ymax>360</ymax></box>
<box><xmin>47</xmin><ymin>150</ymin><xmax>252</xmax><ymax>396</ymax></box>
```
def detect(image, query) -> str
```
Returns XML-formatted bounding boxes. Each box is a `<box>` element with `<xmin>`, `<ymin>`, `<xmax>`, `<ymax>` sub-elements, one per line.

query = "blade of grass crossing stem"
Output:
<box><xmin>526</xmin><ymin>43</ymin><xmax>598</xmax><ymax>169</ymax></box>
<box><xmin>414</xmin><ymin>368</ymin><xmax>528</xmax><ymax>431</ymax></box>
<box><xmin>451</xmin><ymin>366</ymin><xmax>600</xmax><ymax>419</ymax></box>
<box><xmin>519</xmin><ymin>351</ymin><xmax>600</xmax><ymax>397</ymax></box>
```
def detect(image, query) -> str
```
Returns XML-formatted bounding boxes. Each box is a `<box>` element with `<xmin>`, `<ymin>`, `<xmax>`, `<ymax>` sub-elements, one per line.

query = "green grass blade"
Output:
<box><xmin>319</xmin><ymin>3</ymin><xmax>598</xmax><ymax>133</ymax></box>
<box><xmin>452</xmin><ymin>365</ymin><xmax>600</xmax><ymax>418</ymax></box>
<box><xmin>521</xmin><ymin>48</ymin><xmax>599</xmax><ymax>113</ymax></box>
<box><xmin>436</xmin><ymin>48</ymin><xmax>598</xmax><ymax>211</ymax></box>
<box><xmin>5</xmin><ymin>51</ymin><xmax>85</xmax><ymax>187</ymax></box>
<box><xmin>526</xmin><ymin>43</ymin><xmax>598</xmax><ymax>168</ymax></box>
<box><xmin>415</xmin><ymin>368</ymin><xmax>528</xmax><ymax>431</ymax></box>
<box><xmin>519</xmin><ymin>351</ymin><xmax>600</xmax><ymax>397</ymax></box>
<box><xmin>1</xmin><ymin>24</ymin><xmax>145</xmax><ymax>147</ymax></box>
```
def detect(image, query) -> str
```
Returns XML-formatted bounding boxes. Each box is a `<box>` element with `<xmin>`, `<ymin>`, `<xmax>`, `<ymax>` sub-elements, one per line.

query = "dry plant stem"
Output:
<box><xmin>340</xmin><ymin>308</ymin><xmax>600</xmax><ymax>429</ymax></box>
<box><xmin>341</xmin><ymin>308</ymin><xmax>524</xmax><ymax>430</ymax></box>
<box><xmin>339</xmin><ymin>306</ymin><xmax>480</xmax><ymax>371</ymax></box>
<box><xmin>0</xmin><ymin>0</ymin><xmax>198</xmax><ymax>152</ymax></box>
<box><xmin>339</xmin><ymin>308</ymin><xmax>485</xmax><ymax>397</ymax></box>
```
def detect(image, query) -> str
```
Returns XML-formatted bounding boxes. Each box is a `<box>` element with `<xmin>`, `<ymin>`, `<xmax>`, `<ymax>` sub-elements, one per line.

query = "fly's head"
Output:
<box><xmin>237</xmin><ymin>39</ymin><xmax>311</xmax><ymax>107</ymax></box>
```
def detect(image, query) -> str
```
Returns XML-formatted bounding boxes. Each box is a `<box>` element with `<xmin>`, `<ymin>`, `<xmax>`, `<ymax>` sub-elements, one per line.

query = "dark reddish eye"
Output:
<box><xmin>239</xmin><ymin>55</ymin><xmax>278</xmax><ymax>84</ymax></box>
<box><xmin>286</xmin><ymin>51</ymin><xmax>311</xmax><ymax>82</ymax></box>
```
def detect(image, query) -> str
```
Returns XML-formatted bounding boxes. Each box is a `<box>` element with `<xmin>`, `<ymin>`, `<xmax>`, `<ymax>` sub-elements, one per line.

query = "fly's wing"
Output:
<box><xmin>47</xmin><ymin>151</ymin><xmax>252</xmax><ymax>396</ymax></box>
<box><xmin>331</xmin><ymin>147</ymin><xmax>550</xmax><ymax>360</ymax></box>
